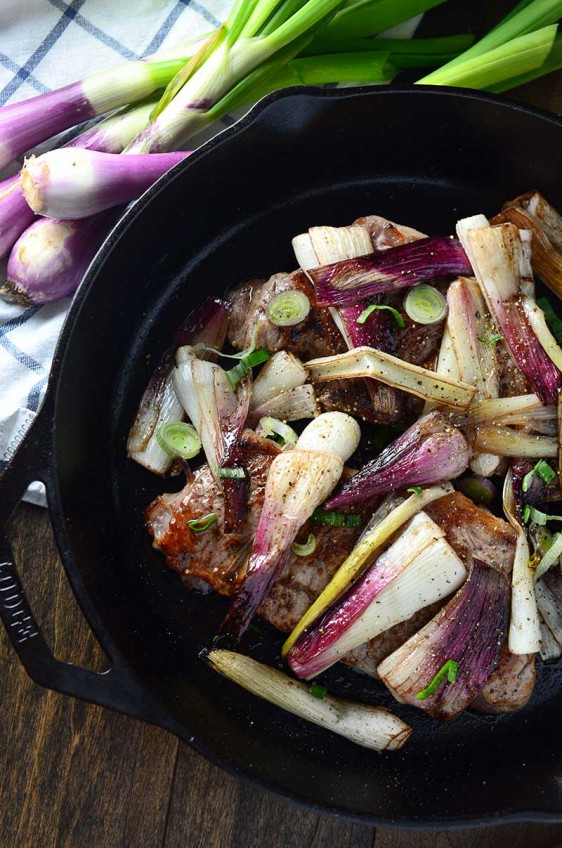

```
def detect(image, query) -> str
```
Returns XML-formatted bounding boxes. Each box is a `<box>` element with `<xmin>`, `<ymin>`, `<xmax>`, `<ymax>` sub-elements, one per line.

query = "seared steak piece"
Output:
<box><xmin>472</xmin><ymin>650</ymin><xmax>535</xmax><ymax>714</ymax></box>
<box><xmin>353</xmin><ymin>215</ymin><xmax>424</xmax><ymax>249</ymax></box>
<box><xmin>227</xmin><ymin>270</ymin><xmax>344</xmax><ymax>360</ymax></box>
<box><xmin>146</xmin><ymin>431</ymin><xmax>362</xmax><ymax>606</ymax></box>
<box><xmin>426</xmin><ymin>492</ymin><xmax>517</xmax><ymax>576</ymax></box>
<box><xmin>496</xmin><ymin>342</ymin><xmax>531</xmax><ymax>397</ymax></box>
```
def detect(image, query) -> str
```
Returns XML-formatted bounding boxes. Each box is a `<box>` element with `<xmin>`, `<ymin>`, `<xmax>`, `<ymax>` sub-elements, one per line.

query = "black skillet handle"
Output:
<box><xmin>0</xmin><ymin>394</ymin><xmax>155</xmax><ymax>724</ymax></box>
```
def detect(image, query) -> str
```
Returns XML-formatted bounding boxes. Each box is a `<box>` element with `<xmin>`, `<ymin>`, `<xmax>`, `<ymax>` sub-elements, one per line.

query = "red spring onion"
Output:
<box><xmin>221</xmin><ymin>412</ymin><xmax>361</xmax><ymax>640</ymax></box>
<box><xmin>0</xmin><ymin>99</ymin><xmax>155</xmax><ymax>260</ymax></box>
<box><xmin>283</xmin><ymin>483</ymin><xmax>454</xmax><ymax>656</ymax></box>
<box><xmin>0</xmin><ymin>57</ymin><xmax>186</xmax><ymax>170</ymax></box>
<box><xmin>21</xmin><ymin>149</ymin><xmax>190</xmax><ymax>220</ymax></box>
<box><xmin>309</xmin><ymin>236</ymin><xmax>472</xmax><ymax>307</ymax></box>
<box><xmin>378</xmin><ymin>559</ymin><xmax>509</xmax><ymax>719</ymax></box>
<box><xmin>459</xmin><ymin>220</ymin><xmax>562</xmax><ymax>404</ymax></box>
<box><xmin>3</xmin><ymin>213</ymin><xmax>116</xmax><ymax>306</ymax></box>
<box><xmin>287</xmin><ymin>511</ymin><xmax>466</xmax><ymax>679</ymax></box>
<box><xmin>128</xmin><ymin>297</ymin><xmax>229</xmax><ymax>475</ymax></box>
<box><xmin>326</xmin><ymin>411</ymin><xmax>469</xmax><ymax>508</ymax></box>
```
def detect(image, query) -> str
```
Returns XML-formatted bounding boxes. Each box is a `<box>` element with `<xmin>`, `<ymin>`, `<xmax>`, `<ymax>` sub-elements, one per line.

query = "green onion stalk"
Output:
<box><xmin>124</xmin><ymin>0</ymin><xmax>350</xmax><ymax>153</ymax></box>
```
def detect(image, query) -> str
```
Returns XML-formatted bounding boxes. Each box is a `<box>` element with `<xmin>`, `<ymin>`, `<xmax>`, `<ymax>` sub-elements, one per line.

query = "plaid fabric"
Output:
<box><xmin>0</xmin><ymin>0</ymin><xmax>229</xmax><ymax>504</ymax></box>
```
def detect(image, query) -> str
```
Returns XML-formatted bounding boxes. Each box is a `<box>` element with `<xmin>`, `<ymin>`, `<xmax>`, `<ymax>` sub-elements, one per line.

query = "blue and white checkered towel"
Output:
<box><xmin>0</xmin><ymin>0</ymin><xmax>420</xmax><ymax>506</ymax></box>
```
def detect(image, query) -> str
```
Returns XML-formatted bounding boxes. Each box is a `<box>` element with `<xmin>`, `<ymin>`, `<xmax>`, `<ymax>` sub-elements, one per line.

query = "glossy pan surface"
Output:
<box><xmin>4</xmin><ymin>87</ymin><xmax>562</xmax><ymax>828</ymax></box>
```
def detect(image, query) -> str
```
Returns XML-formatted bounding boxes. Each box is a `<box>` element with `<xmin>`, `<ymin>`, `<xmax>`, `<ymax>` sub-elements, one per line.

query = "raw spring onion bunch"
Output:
<box><xmin>2</xmin><ymin>0</ymin><xmax>562</xmax><ymax>305</ymax></box>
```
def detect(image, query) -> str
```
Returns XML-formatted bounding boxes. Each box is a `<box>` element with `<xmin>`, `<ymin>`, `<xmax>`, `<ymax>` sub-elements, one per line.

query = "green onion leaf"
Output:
<box><xmin>535</xmin><ymin>531</ymin><xmax>562</xmax><ymax>579</ymax></box>
<box><xmin>404</xmin><ymin>284</ymin><xmax>447</xmax><ymax>325</ymax></box>
<box><xmin>226</xmin><ymin>359</ymin><xmax>250</xmax><ymax>389</ymax></box>
<box><xmin>291</xmin><ymin>533</ymin><xmax>317</xmax><ymax>557</ymax></box>
<box><xmin>522</xmin><ymin>469</ymin><xmax>535</xmax><ymax>493</ymax></box>
<box><xmin>416</xmin><ymin>659</ymin><xmax>458</xmax><ymax>701</ymax></box>
<box><xmin>407</xmin><ymin>486</ymin><xmax>423</xmax><ymax>495</ymax></box>
<box><xmin>538</xmin><ymin>297</ymin><xmax>562</xmax><ymax>345</ymax></box>
<box><xmin>523</xmin><ymin>505</ymin><xmax>562</xmax><ymax>526</ymax></box>
<box><xmin>477</xmin><ymin>333</ymin><xmax>503</xmax><ymax>345</ymax></box>
<box><xmin>357</xmin><ymin>303</ymin><xmax>405</xmax><ymax>327</ymax></box>
<box><xmin>156</xmin><ymin>421</ymin><xmax>201</xmax><ymax>459</ymax></box>
<box><xmin>267</xmin><ymin>290</ymin><xmax>311</xmax><ymax>327</ymax></box>
<box><xmin>535</xmin><ymin>459</ymin><xmax>557</xmax><ymax>484</ymax></box>
<box><xmin>188</xmin><ymin>513</ymin><xmax>217</xmax><ymax>533</ymax></box>
<box><xmin>309</xmin><ymin>682</ymin><xmax>328</xmax><ymax>699</ymax></box>
<box><xmin>217</xmin><ymin>467</ymin><xmax>246</xmax><ymax>479</ymax></box>
<box><xmin>311</xmin><ymin>509</ymin><xmax>361</xmax><ymax>528</ymax></box>
<box><xmin>245</xmin><ymin>348</ymin><xmax>270</xmax><ymax>368</ymax></box>
<box><xmin>226</xmin><ymin>347</ymin><xmax>270</xmax><ymax>388</ymax></box>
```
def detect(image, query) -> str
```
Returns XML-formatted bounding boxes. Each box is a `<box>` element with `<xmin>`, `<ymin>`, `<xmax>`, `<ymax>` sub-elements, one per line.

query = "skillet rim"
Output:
<box><xmin>43</xmin><ymin>84</ymin><xmax>562</xmax><ymax>829</ymax></box>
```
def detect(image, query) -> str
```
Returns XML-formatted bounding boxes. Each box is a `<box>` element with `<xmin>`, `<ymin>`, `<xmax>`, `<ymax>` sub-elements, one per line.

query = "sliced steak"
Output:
<box><xmin>227</xmin><ymin>270</ymin><xmax>344</xmax><ymax>359</ymax></box>
<box><xmin>472</xmin><ymin>650</ymin><xmax>535</xmax><ymax>714</ymax></box>
<box><xmin>426</xmin><ymin>492</ymin><xmax>517</xmax><ymax>576</ymax></box>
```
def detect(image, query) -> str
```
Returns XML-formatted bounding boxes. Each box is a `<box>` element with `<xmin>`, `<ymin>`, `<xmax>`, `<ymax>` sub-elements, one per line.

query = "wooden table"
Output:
<box><xmin>4</xmin><ymin>8</ymin><xmax>562</xmax><ymax>846</ymax></box>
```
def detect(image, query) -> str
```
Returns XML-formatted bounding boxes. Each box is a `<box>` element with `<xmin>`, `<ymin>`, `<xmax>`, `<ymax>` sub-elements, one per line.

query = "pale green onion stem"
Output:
<box><xmin>417</xmin><ymin>25</ymin><xmax>557</xmax><ymax>90</ymax></box>
<box><xmin>207</xmin><ymin>649</ymin><xmax>412</xmax><ymax>751</ymax></box>
<box><xmin>420</xmin><ymin>0</ymin><xmax>562</xmax><ymax>77</ymax></box>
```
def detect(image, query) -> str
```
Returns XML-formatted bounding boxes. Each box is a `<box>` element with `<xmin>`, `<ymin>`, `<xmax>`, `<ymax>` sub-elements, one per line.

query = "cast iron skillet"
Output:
<box><xmin>2</xmin><ymin>86</ymin><xmax>562</xmax><ymax>829</ymax></box>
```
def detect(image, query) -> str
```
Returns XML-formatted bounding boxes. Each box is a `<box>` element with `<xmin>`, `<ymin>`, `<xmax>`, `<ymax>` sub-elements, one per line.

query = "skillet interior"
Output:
<box><xmin>50</xmin><ymin>87</ymin><xmax>562</xmax><ymax>826</ymax></box>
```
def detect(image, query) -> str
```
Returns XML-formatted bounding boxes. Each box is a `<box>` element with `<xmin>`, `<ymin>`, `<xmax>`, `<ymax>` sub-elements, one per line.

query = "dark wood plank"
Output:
<box><xmin>0</xmin><ymin>505</ymin><xmax>179</xmax><ymax>848</ymax></box>
<box><xmin>164</xmin><ymin>741</ymin><xmax>374</xmax><ymax>848</ymax></box>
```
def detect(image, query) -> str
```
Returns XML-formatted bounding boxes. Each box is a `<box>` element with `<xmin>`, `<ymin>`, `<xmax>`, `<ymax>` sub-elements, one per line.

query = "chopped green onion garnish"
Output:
<box><xmin>257</xmin><ymin>416</ymin><xmax>298</xmax><ymax>449</ymax></box>
<box><xmin>416</xmin><ymin>659</ymin><xmax>458</xmax><ymax>701</ymax></box>
<box><xmin>291</xmin><ymin>533</ymin><xmax>317</xmax><ymax>557</ymax></box>
<box><xmin>538</xmin><ymin>297</ymin><xmax>562</xmax><ymax>345</ymax></box>
<box><xmin>523</xmin><ymin>505</ymin><xmax>562</xmax><ymax>526</ymax></box>
<box><xmin>477</xmin><ymin>333</ymin><xmax>503</xmax><ymax>345</ymax></box>
<box><xmin>227</xmin><ymin>347</ymin><xmax>270</xmax><ymax>388</ymax></box>
<box><xmin>523</xmin><ymin>460</ymin><xmax>556</xmax><ymax>492</ymax></box>
<box><xmin>267</xmin><ymin>290</ymin><xmax>311</xmax><ymax>327</ymax></box>
<box><xmin>535</xmin><ymin>459</ymin><xmax>557</xmax><ymax>484</ymax></box>
<box><xmin>188</xmin><ymin>513</ymin><xmax>217</xmax><ymax>533</ymax></box>
<box><xmin>211</xmin><ymin>634</ymin><xmax>221</xmax><ymax>645</ymax></box>
<box><xmin>404</xmin><ymin>284</ymin><xmax>447</xmax><ymax>325</ymax></box>
<box><xmin>311</xmin><ymin>509</ymin><xmax>362</xmax><ymax>529</ymax></box>
<box><xmin>357</xmin><ymin>303</ymin><xmax>405</xmax><ymax>328</ymax></box>
<box><xmin>245</xmin><ymin>348</ymin><xmax>270</xmax><ymax>368</ymax></box>
<box><xmin>309</xmin><ymin>682</ymin><xmax>327</xmax><ymax>700</ymax></box>
<box><xmin>522</xmin><ymin>470</ymin><xmax>535</xmax><ymax>493</ymax></box>
<box><xmin>535</xmin><ymin>531</ymin><xmax>562</xmax><ymax>579</ymax></box>
<box><xmin>226</xmin><ymin>359</ymin><xmax>250</xmax><ymax>388</ymax></box>
<box><xmin>156</xmin><ymin>421</ymin><xmax>201</xmax><ymax>459</ymax></box>
<box><xmin>217</xmin><ymin>467</ymin><xmax>246</xmax><ymax>479</ymax></box>
<box><xmin>407</xmin><ymin>486</ymin><xmax>423</xmax><ymax>495</ymax></box>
